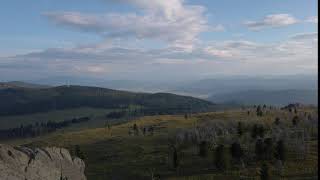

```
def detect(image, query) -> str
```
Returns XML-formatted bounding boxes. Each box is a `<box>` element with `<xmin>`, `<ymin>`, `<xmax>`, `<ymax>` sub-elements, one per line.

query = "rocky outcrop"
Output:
<box><xmin>0</xmin><ymin>144</ymin><xmax>86</xmax><ymax>180</ymax></box>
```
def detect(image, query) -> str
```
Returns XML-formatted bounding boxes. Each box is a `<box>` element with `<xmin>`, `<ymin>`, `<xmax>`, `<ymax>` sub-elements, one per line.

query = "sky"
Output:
<box><xmin>0</xmin><ymin>0</ymin><xmax>318</xmax><ymax>81</ymax></box>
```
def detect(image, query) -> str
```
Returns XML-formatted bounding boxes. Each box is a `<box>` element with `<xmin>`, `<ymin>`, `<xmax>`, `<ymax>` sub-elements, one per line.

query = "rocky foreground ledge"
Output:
<box><xmin>0</xmin><ymin>144</ymin><xmax>86</xmax><ymax>180</ymax></box>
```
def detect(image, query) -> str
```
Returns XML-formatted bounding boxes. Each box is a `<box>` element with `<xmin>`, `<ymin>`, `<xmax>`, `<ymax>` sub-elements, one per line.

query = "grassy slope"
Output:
<box><xmin>7</xmin><ymin>108</ymin><xmax>317</xmax><ymax>180</ymax></box>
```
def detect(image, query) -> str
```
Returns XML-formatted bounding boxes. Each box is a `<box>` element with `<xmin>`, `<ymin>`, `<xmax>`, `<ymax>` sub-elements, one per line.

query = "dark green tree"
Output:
<box><xmin>275</xmin><ymin>140</ymin><xmax>286</xmax><ymax>162</ymax></box>
<box><xmin>256</xmin><ymin>105</ymin><xmax>263</xmax><ymax>116</ymax></box>
<box><xmin>230</xmin><ymin>142</ymin><xmax>243</xmax><ymax>162</ymax></box>
<box><xmin>237</xmin><ymin>122</ymin><xmax>244</xmax><ymax>136</ymax></box>
<box><xmin>214</xmin><ymin>144</ymin><xmax>228</xmax><ymax>171</ymax></box>
<box><xmin>74</xmin><ymin>145</ymin><xmax>85</xmax><ymax>160</ymax></box>
<box><xmin>251</xmin><ymin>124</ymin><xmax>265</xmax><ymax>138</ymax></box>
<box><xmin>255</xmin><ymin>139</ymin><xmax>264</xmax><ymax>160</ymax></box>
<box><xmin>263</xmin><ymin>138</ymin><xmax>273</xmax><ymax>160</ymax></box>
<box><xmin>251</xmin><ymin>124</ymin><xmax>259</xmax><ymax>138</ymax></box>
<box><xmin>274</xmin><ymin>117</ymin><xmax>280</xmax><ymax>126</ymax></box>
<box><xmin>199</xmin><ymin>141</ymin><xmax>208</xmax><ymax>157</ymax></box>
<box><xmin>133</xmin><ymin>123</ymin><xmax>139</xmax><ymax>135</ymax></box>
<box><xmin>260</xmin><ymin>163</ymin><xmax>270</xmax><ymax>180</ymax></box>
<box><xmin>173</xmin><ymin>147</ymin><xmax>178</xmax><ymax>169</ymax></box>
<box><xmin>257</xmin><ymin>125</ymin><xmax>265</xmax><ymax>138</ymax></box>
<box><xmin>292</xmin><ymin>116</ymin><xmax>299</xmax><ymax>126</ymax></box>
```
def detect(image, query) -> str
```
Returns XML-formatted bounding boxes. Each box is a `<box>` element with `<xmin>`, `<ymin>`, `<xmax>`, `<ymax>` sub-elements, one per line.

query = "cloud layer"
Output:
<box><xmin>244</xmin><ymin>14</ymin><xmax>298</xmax><ymax>30</ymax></box>
<box><xmin>1</xmin><ymin>31</ymin><xmax>317</xmax><ymax>80</ymax></box>
<box><xmin>44</xmin><ymin>0</ymin><xmax>223</xmax><ymax>51</ymax></box>
<box><xmin>0</xmin><ymin>1</ymin><xmax>317</xmax><ymax>81</ymax></box>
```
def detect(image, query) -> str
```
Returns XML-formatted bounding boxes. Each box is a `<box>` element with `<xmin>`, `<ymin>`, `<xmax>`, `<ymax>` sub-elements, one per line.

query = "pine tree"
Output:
<box><xmin>214</xmin><ymin>144</ymin><xmax>228</xmax><ymax>171</ymax></box>
<box><xmin>292</xmin><ymin>116</ymin><xmax>299</xmax><ymax>126</ymax></box>
<box><xmin>256</xmin><ymin>105</ymin><xmax>263</xmax><ymax>116</ymax></box>
<box><xmin>199</xmin><ymin>141</ymin><xmax>208</xmax><ymax>157</ymax></box>
<box><xmin>275</xmin><ymin>140</ymin><xmax>286</xmax><ymax>162</ymax></box>
<box><xmin>274</xmin><ymin>117</ymin><xmax>280</xmax><ymax>125</ymax></box>
<box><xmin>260</xmin><ymin>163</ymin><xmax>270</xmax><ymax>180</ymax></box>
<box><xmin>74</xmin><ymin>145</ymin><xmax>85</xmax><ymax>160</ymax></box>
<box><xmin>230</xmin><ymin>142</ymin><xmax>243</xmax><ymax>162</ymax></box>
<box><xmin>237</xmin><ymin>122</ymin><xmax>244</xmax><ymax>136</ymax></box>
<box><xmin>173</xmin><ymin>147</ymin><xmax>178</xmax><ymax>169</ymax></box>
<box><xmin>255</xmin><ymin>139</ymin><xmax>264</xmax><ymax>160</ymax></box>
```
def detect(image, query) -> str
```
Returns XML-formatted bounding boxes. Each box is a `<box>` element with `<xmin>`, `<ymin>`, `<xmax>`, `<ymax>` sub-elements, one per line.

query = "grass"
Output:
<box><xmin>5</xmin><ymin>108</ymin><xmax>319</xmax><ymax>180</ymax></box>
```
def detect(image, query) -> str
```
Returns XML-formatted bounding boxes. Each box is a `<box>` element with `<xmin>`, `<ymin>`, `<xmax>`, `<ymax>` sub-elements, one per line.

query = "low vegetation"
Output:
<box><xmin>5</xmin><ymin>104</ymin><xmax>317</xmax><ymax>180</ymax></box>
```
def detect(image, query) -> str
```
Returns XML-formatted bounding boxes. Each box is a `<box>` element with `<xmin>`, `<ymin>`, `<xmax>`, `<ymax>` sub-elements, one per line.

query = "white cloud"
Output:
<box><xmin>244</xmin><ymin>14</ymin><xmax>298</xmax><ymax>30</ymax></box>
<box><xmin>1</xmin><ymin>32</ymin><xmax>317</xmax><ymax>80</ymax></box>
<box><xmin>306</xmin><ymin>16</ymin><xmax>318</xmax><ymax>24</ymax></box>
<box><xmin>44</xmin><ymin>0</ymin><xmax>216</xmax><ymax>51</ymax></box>
<box><xmin>110</xmin><ymin>0</ymin><xmax>186</xmax><ymax>19</ymax></box>
<box><xmin>203</xmin><ymin>47</ymin><xmax>233</xmax><ymax>58</ymax></box>
<box><xmin>290</xmin><ymin>32</ymin><xmax>318</xmax><ymax>40</ymax></box>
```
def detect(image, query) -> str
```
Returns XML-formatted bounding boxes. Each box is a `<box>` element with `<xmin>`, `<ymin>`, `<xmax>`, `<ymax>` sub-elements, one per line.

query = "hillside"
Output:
<box><xmin>18</xmin><ymin>107</ymin><xmax>318</xmax><ymax>180</ymax></box>
<box><xmin>0</xmin><ymin>85</ymin><xmax>213</xmax><ymax>116</ymax></box>
<box><xmin>0</xmin><ymin>81</ymin><xmax>50</xmax><ymax>89</ymax></box>
<box><xmin>209</xmin><ymin>89</ymin><xmax>318</xmax><ymax>106</ymax></box>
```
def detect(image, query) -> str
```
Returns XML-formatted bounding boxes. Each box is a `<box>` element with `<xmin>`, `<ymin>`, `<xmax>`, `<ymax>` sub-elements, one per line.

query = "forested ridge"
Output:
<box><xmin>0</xmin><ymin>85</ymin><xmax>213</xmax><ymax>116</ymax></box>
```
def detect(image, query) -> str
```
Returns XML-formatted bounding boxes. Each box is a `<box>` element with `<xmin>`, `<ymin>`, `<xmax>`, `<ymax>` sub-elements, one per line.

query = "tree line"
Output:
<box><xmin>0</xmin><ymin>116</ymin><xmax>90</xmax><ymax>140</ymax></box>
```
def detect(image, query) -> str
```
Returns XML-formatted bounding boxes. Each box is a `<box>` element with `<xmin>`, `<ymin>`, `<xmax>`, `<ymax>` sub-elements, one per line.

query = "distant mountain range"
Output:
<box><xmin>0</xmin><ymin>83</ymin><xmax>213</xmax><ymax>116</ymax></box>
<box><xmin>0</xmin><ymin>81</ymin><xmax>50</xmax><ymax>89</ymax></box>
<box><xmin>1</xmin><ymin>74</ymin><xmax>317</xmax><ymax>107</ymax></box>
<box><xmin>171</xmin><ymin>75</ymin><xmax>318</xmax><ymax>98</ymax></box>
<box><xmin>27</xmin><ymin>76</ymin><xmax>175</xmax><ymax>93</ymax></box>
<box><xmin>208</xmin><ymin>89</ymin><xmax>318</xmax><ymax>106</ymax></box>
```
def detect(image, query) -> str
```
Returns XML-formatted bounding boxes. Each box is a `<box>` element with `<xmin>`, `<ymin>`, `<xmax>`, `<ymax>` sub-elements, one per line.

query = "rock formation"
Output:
<box><xmin>0</xmin><ymin>144</ymin><xmax>86</xmax><ymax>180</ymax></box>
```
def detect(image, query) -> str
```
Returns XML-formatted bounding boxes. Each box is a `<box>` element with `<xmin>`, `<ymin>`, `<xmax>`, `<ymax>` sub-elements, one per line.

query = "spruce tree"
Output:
<box><xmin>214</xmin><ymin>144</ymin><xmax>228</xmax><ymax>171</ymax></box>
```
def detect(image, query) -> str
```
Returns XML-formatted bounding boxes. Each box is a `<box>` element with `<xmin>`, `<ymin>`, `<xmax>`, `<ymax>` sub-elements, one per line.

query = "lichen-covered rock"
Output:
<box><xmin>0</xmin><ymin>144</ymin><xmax>86</xmax><ymax>180</ymax></box>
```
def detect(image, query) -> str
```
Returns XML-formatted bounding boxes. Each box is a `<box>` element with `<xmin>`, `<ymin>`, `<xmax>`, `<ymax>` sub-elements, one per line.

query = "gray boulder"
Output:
<box><xmin>0</xmin><ymin>144</ymin><xmax>86</xmax><ymax>180</ymax></box>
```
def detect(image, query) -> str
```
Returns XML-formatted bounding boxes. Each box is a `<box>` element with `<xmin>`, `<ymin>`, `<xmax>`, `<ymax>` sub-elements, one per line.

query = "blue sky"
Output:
<box><xmin>0</xmin><ymin>0</ymin><xmax>318</xmax><ymax>81</ymax></box>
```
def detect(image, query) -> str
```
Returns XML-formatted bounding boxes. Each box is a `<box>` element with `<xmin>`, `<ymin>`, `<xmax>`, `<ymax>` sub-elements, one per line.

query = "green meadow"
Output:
<box><xmin>5</xmin><ymin>107</ymin><xmax>317</xmax><ymax>180</ymax></box>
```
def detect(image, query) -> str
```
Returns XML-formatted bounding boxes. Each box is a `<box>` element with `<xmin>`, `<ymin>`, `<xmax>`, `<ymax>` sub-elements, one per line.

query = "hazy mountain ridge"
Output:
<box><xmin>172</xmin><ymin>75</ymin><xmax>317</xmax><ymax>96</ymax></box>
<box><xmin>0</xmin><ymin>85</ymin><xmax>213</xmax><ymax>116</ymax></box>
<box><xmin>209</xmin><ymin>89</ymin><xmax>318</xmax><ymax>106</ymax></box>
<box><xmin>2</xmin><ymin>74</ymin><xmax>317</xmax><ymax>107</ymax></box>
<box><xmin>0</xmin><ymin>81</ymin><xmax>51</xmax><ymax>89</ymax></box>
